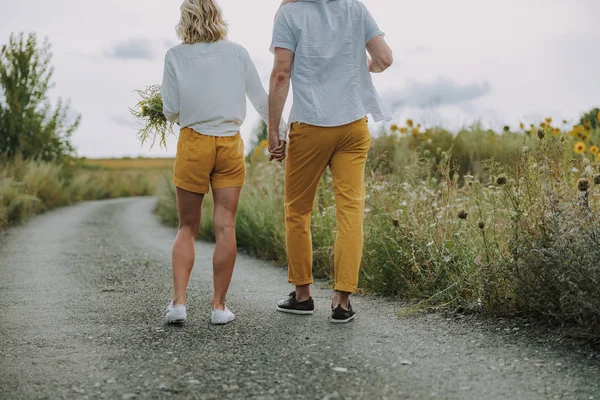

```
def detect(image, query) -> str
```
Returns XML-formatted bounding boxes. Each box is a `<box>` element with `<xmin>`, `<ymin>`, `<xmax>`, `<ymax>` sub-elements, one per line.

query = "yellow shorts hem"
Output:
<box><xmin>172</xmin><ymin>176</ymin><xmax>209</xmax><ymax>195</ymax></box>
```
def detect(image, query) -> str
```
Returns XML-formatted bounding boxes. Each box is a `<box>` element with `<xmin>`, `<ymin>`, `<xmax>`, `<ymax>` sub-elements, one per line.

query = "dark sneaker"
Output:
<box><xmin>276</xmin><ymin>292</ymin><xmax>315</xmax><ymax>315</ymax></box>
<box><xmin>331</xmin><ymin>303</ymin><xmax>355</xmax><ymax>323</ymax></box>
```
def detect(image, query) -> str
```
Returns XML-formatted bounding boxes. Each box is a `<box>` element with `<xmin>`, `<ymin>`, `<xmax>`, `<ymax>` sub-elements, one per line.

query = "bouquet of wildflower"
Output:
<box><xmin>130</xmin><ymin>85</ymin><xmax>174</xmax><ymax>149</ymax></box>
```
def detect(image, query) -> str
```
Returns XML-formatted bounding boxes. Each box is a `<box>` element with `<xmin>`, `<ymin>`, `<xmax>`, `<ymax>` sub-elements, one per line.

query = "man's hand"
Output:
<box><xmin>268</xmin><ymin>132</ymin><xmax>287</xmax><ymax>162</ymax></box>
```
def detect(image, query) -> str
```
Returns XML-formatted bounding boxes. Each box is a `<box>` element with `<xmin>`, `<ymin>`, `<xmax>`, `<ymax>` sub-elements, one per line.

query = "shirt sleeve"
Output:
<box><xmin>270</xmin><ymin>9</ymin><xmax>297</xmax><ymax>54</ymax></box>
<box><xmin>161</xmin><ymin>52</ymin><xmax>180</xmax><ymax>124</ymax></box>
<box><xmin>362</xmin><ymin>3</ymin><xmax>385</xmax><ymax>45</ymax></box>
<box><xmin>243</xmin><ymin>49</ymin><xmax>288</xmax><ymax>141</ymax></box>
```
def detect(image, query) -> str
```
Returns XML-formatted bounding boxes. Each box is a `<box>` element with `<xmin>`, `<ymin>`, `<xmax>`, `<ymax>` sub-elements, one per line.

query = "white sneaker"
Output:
<box><xmin>211</xmin><ymin>307</ymin><xmax>235</xmax><ymax>325</ymax></box>
<box><xmin>165</xmin><ymin>301</ymin><xmax>187</xmax><ymax>324</ymax></box>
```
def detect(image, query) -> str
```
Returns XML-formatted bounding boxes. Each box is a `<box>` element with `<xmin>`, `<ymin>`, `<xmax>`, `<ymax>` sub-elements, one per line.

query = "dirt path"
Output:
<box><xmin>0</xmin><ymin>198</ymin><xmax>598</xmax><ymax>399</ymax></box>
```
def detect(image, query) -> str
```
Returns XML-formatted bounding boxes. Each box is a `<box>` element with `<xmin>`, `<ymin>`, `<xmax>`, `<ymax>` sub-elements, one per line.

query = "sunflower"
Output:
<box><xmin>574</xmin><ymin>142</ymin><xmax>586</xmax><ymax>154</ymax></box>
<box><xmin>406</xmin><ymin>119</ymin><xmax>414</xmax><ymax>128</ymax></box>
<box><xmin>260</xmin><ymin>140</ymin><xmax>268</xmax><ymax>149</ymax></box>
<box><xmin>390</xmin><ymin>123</ymin><xmax>399</xmax><ymax>132</ymax></box>
<box><xmin>590</xmin><ymin>145</ymin><xmax>599</xmax><ymax>155</ymax></box>
<box><xmin>400</xmin><ymin>127</ymin><xmax>408</xmax><ymax>134</ymax></box>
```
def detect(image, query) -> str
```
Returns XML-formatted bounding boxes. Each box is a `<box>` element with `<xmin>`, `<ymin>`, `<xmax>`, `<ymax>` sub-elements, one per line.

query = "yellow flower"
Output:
<box><xmin>540</xmin><ymin>122</ymin><xmax>546</xmax><ymax>128</ymax></box>
<box><xmin>519</xmin><ymin>122</ymin><xmax>525</xmax><ymax>130</ymax></box>
<box><xmin>552</xmin><ymin>128</ymin><xmax>560</xmax><ymax>135</ymax></box>
<box><xmin>590</xmin><ymin>145</ymin><xmax>599</xmax><ymax>155</ymax></box>
<box><xmin>417</xmin><ymin>123</ymin><xmax>422</xmax><ymax>129</ymax></box>
<box><xmin>406</xmin><ymin>119</ymin><xmax>414</xmax><ymax>128</ymax></box>
<box><xmin>574</xmin><ymin>142</ymin><xmax>586</xmax><ymax>155</ymax></box>
<box><xmin>597</xmin><ymin>111</ymin><xmax>600</xmax><ymax>124</ymax></box>
<box><xmin>400</xmin><ymin>127</ymin><xmax>408</xmax><ymax>134</ymax></box>
<box><xmin>545</xmin><ymin>117</ymin><xmax>552</xmax><ymax>124</ymax></box>
<box><xmin>411</xmin><ymin>128</ymin><xmax>419</xmax><ymax>136</ymax></box>
<box><xmin>254</xmin><ymin>146</ymin><xmax>262</xmax><ymax>156</ymax></box>
<box><xmin>390</xmin><ymin>123</ymin><xmax>399</xmax><ymax>132</ymax></box>
<box><xmin>260</xmin><ymin>140</ymin><xmax>268</xmax><ymax>149</ymax></box>
<box><xmin>141</xmin><ymin>106</ymin><xmax>147</xmax><ymax>115</ymax></box>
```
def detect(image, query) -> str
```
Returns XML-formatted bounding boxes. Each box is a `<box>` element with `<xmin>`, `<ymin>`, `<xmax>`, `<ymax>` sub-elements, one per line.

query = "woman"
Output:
<box><xmin>162</xmin><ymin>0</ymin><xmax>288</xmax><ymax>325</ymax></box>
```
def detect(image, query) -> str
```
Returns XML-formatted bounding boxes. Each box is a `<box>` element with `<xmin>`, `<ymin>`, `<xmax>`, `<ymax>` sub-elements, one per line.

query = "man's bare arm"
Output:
<box><xmin>367</xmin><ymin>36</ymin><xmax>393</xmax><ymax>73</ymax></box>
<box><xmin>268</xmin><ymin>48</ymin><xmax>294</xmax><ymax>161</ymax></box>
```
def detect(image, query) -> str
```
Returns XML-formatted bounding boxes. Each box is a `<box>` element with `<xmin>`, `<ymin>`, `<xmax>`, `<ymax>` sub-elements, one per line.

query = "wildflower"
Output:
<box><xmin>540</xmin><ymin>122</ymin><xmax>546</xmax><ymax>128</ymax></box>
<box><xmin>594</xmin><ymin>175</ymin><xmax>600</xmax><ymax>185</ymax></box>
<box><xmin>411</xmin><ymin>128</ymin><xmax>419</xmax><ymax>136</ymax></box>
<box><xmin>400</xmin><ymin>127</ymin><xmax>408</xmax><ymax>134</ymax></box>
<box><xmin>254</xmin><ymin>146</ymin><xmax>262</xmax><ymax>157</ymax></box>
<box><xmin>458</xmin><ymin>210</ymin><xmax>468</xmax><ymax>220</ymax></box>
<box><xmin>574</xmin><ymin>142</ymin><xmax>586</xmax><ymax>155</ymax></box>
<box><xmin>537</xmin><ymin>128</ymin><xmax>545</xmax><ymax>140</ymax></box>
<box><xmin>260</xmin><ymin>140</ymin><xmax>268</xmax><ymax>149</ymax></box>
<box><xmin>496</xmin><ymin>175</ymin><xmax>507</xmax><ymax>186</ymax></box>
<box><xmin>390</xmin><ymin>123</ymin><xmax>399</xmax><ymax>132</ymax></box>
<box><xmin>577</xmin><ymin>178</ymin><xmax>590</xmax><ymax>192</ymax></box>
<box><xmin>546</xmin><ymin>117</ymin><xmax>552</xmax><ymax>124</ymax></box>
<box><xmin>478</xmin><ymin>221</ymin><xmax>485</xmax><ymax>230</ymax></box>
<box><xmin>503</xmin><ymin>126</ymin><xmax>510</xmax><ymax>132</ymax></box>
<box><xmin>417</xmin><ymin>123</ymin><xmax>422</xmax><ymax>129</ymax></box>
<box><xmin>552</xmin><ymin>128</ymin><xmax>560</xmax><ymax>135</ymax></box>
<box><xmin>519</xmin><ymin>122</ymin><xmax>525</xmax><ymax>130</ymax></box>
<box><xmin>584</xmin><ymin>125</ymin><xmax>591</xmax><ymax>132</ymax></box>
<box><xmin>584</xmin><ymin>118</ymin><xmax>591</xmax><ymax>127</ymax></box>
<box><xmin>590</xmin><ymin>145</ymin><xmax>599</xmax><ymax>155</ymax></box>
<box><xmin>141</xmin><ymin>106</ymin><xmax>147</xmax><ymax>115</ymax></box>
<box><xmin>406</xmin><ymin>119</ymin><xmax>414</xmax><ymax>128</ymax></box>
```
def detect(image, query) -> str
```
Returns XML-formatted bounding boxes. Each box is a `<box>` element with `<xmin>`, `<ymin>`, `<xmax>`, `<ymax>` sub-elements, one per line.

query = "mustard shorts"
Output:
<box><xmin>173</xmin><ymin>128</ymin><xmax>246</xmax><ymax>194</ymax></box>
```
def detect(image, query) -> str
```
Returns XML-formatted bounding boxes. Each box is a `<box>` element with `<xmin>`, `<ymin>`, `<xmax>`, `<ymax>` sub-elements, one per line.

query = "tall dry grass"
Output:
<box><xmin>156</xmin><ymin>122</ymin><xmax>600</xmax><ymax>337</ymax></box>
<box><xmin>0</xmin><ymin>157</ymin><xmax>172</xmax><ymax>229</ymax></box>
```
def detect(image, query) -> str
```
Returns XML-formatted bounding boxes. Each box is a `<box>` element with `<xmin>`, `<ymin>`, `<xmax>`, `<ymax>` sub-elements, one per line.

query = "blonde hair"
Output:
<box><xmin>176</xmin><ymin>0</ymin><xmax>228</xmax><ymax>44</ymax></box>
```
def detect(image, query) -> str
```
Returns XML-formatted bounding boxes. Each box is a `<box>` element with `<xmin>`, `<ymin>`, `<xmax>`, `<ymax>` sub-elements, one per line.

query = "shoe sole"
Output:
<box><xmin>330</xmin><ymin>314</ymin><xmax>356</xmax><ymax>324</ymax></box>
<box><xmin>166</xmin><ymin>319</ymin><xmax>186</xmax><ymax>324</ymax></box>
<box><xmin>276</xmin><ymin>306</ymin><xmax>314</xmax><ymax>315</ymax></box>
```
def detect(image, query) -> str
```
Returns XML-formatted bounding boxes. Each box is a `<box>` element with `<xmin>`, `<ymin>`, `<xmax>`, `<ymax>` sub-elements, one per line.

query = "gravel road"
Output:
<box><xmin>0</xmin><ymin>198</ymin><xmax>598</xmax><ymax>400</ymax></box>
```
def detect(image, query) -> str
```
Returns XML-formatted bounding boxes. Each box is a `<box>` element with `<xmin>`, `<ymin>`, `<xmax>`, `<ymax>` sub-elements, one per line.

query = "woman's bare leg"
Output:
<box><xmin>211</xmin><ymin>187</ymin><xmax>242</xmax><ymax>310</ymax></box>
<box><xmin>172</xmin><ymin>187</ymin><xmax>204</xmax><ymax>306</ymax></box>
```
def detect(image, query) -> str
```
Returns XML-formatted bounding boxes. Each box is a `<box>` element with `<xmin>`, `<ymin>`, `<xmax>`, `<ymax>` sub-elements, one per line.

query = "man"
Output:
<box><xmin>268</xmin><ymin>0</ymin><xmax>393</xmax><ymax>323</ymax></box>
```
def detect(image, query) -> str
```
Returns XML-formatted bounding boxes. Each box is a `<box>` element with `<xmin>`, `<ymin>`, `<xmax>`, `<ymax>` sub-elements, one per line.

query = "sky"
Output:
<box><xmin>0</xmin><ymin>0</ymin><xmax>599</xmax><ymax>158</ymax></box>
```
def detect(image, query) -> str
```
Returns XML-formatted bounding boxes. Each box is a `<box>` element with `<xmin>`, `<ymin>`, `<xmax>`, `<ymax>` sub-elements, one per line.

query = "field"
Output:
<box><xmin>0</xmin><ymin>157</ymin><xmax>173</xmax><ymax>230</ymax></box>
<box><xmin>156</xmin><ymin>117</ymin><xmax>600</xmax><ymax>338</ymax></box>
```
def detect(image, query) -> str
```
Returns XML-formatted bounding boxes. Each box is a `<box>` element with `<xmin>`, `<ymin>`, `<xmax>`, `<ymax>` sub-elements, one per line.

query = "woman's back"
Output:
<box><xmin>163</xmin><ymin>40</ymin><xmax>256</xmax><ymax>137</ymax></box>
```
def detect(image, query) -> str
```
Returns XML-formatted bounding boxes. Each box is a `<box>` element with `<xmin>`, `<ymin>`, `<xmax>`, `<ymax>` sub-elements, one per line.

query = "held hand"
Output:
<box><xmin>269</xmin><ymin>140</ymin><xmax>287</xmax><ymax>162</ymax></box>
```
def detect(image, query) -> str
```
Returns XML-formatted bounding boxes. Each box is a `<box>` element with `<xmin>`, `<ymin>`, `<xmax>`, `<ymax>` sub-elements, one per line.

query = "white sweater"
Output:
<box><xmin>162</xmin><ymin>40</ymin><xmax>287</xmax><ymax>140</ymax></box>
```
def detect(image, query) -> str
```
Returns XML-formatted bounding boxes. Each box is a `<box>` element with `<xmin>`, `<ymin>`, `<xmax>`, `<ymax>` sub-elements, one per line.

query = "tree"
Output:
<box><xmin>0</xmin><ymin>32</ymin><xmax>80</xmax><ymax>162</ymax></box>
<box><xmin>580</xmin><ymin>107</ymin><xmax>600</xmax><ymax>131</ymax></box>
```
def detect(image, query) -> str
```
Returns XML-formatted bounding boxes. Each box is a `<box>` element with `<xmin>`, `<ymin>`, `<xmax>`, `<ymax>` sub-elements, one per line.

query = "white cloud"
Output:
<box><xmin>382</xmin><ymin>77</ymin><xmax>491</xmax><ymax>110</ymax></box>
<box><xmin>106</xmin><ymin>38</ymin><xmax>156</xmax><ymax>61</ymax></box>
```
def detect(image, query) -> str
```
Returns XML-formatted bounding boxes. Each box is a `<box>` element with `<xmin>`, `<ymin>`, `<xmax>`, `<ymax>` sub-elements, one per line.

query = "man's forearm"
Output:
<box><xmin>268</xmin><ymin>72</ymin><xmax>290</xmax><ymax>137</ymax></box>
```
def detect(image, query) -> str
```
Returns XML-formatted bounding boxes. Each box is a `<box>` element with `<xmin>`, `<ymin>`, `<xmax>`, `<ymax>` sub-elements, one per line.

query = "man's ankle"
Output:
<box><xmin>332</xmin><ymin>291</ymin><xmax>350</xmax><ymax>310</ymax></box>
<box><xmin>295</xmin><ymin>285</ymin><xmax>311</xmax><ymax>302</ymax></box>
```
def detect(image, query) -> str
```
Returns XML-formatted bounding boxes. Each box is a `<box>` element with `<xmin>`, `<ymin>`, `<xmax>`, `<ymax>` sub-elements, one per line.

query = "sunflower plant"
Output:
<box><xmin>130</xmin><ymin>85</ymin><xmax>175</xmax><ymax>149</ymax></box>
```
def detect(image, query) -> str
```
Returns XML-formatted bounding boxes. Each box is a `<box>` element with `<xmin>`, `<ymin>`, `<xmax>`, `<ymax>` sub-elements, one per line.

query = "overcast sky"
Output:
<box><xmin>1</xmin><ymin>0</ymin><xmax>598</xmax><ymax>158</ymax></box>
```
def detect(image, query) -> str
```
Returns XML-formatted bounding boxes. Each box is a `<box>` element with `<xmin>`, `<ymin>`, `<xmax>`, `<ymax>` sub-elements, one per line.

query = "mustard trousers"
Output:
<box><xmin>285</xmin><ymin>117</ymin><xmax>370</xmax><ymax>293</ymax></box>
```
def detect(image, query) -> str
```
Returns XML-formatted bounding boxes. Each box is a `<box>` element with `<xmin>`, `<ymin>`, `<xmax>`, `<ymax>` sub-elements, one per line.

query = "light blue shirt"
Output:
<box><xmin>270</xmin><ymin>0</ymin><xmax>391</xmax><ymax>127</ymax></box>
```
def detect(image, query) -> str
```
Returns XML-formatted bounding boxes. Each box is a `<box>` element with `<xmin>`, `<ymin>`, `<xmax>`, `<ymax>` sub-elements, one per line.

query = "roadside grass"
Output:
<box><xmin>155</xmin><ymin>122</ymin><xmax>600</xmax><ymax>338</ymax></box>
<box><xmin>0</xmin><ymin>157</ymin><xmax>172</xmax><ymax>229</ymax></box>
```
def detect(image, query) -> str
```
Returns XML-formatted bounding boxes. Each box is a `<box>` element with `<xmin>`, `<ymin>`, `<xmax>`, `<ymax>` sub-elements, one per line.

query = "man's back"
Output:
<box><xmin>271</xmin><ymin>0</ymin><xmax>390</xmax><ymax>127</ymax></box>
